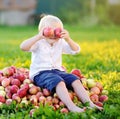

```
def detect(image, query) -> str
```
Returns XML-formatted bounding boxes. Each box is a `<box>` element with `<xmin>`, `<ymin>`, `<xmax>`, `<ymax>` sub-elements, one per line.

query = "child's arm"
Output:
<box><xmin>61</xmin><ymin>29</ymin><xmax>80</xmax><ymax>51</ymax></box>
<box><xmin>20</xmin><ymin>32</ymin><xmax>43</xmax><ymax>51</ymax></box>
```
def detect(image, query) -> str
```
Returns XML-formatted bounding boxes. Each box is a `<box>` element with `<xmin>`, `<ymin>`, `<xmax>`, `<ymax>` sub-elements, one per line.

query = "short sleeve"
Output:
<box><xmin>62</xmin><ymin>39</ymin><xmax>80</xmax><ymax>54</ymax></box>
<box><xmin>29</xmin><ymin>42</ymin><xmax>39</xmax><ymax>52</ymax></box>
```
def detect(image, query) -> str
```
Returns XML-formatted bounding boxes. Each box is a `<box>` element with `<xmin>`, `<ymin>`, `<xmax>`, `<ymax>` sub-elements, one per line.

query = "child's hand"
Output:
<box><xmin>60</xmin><ymin>29</ymin><xmax>71</xmax><ymax>42</ymax></box>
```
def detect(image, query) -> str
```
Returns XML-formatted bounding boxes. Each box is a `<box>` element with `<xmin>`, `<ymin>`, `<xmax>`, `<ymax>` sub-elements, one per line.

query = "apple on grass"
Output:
<box><xmin>60</xmin><ymin>108</ymin><xmax>69</xmax><ymax>113</ymax></box>
<box><xmin>90</xmin><ymin>94</ymin><xmax>99</xmax><ymax>103</ymax></box>
<box><xmin>90</xmin><ymin>86</ymin><xmax>100</xmax><ymax>95</ymax></box>
<box><xmin>6</xmin><ymin>99</ymin><xmax>13</xmax><ymax>105</ymax></box>
<box><xmin>96</xmin><ymin>82</ymin><xmax>103</xmax><ymax>91</ymax></box>
<box><xmin>102</xmin><ymin>89</ymin><xmax>109</xmax><ymax>95</ymax></box>
<box><xmin>87</xmin><ymin>79</ymin><xmax>96</xmax><ymax>88</ymax></box>
<box><xmin>12</xmin><ymin>94</ymin><xmax>21</xmax><ymax>103</ymax></box>
<box><xmin>99</xmin><ymin>95</ymin><xmax>108</xmax><ymax>102</ymax></box>
<box><xmin>94</xmin><ymin>101</ymin><xmax>103</xmax><ymax>107</ymax></box>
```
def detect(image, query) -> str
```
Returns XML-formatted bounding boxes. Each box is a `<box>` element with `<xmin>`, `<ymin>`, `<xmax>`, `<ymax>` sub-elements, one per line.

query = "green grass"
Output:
<box><xmin>0</xmin><ymin>25</ymin><xmax>120</xmax><ymax>118</ymax></box>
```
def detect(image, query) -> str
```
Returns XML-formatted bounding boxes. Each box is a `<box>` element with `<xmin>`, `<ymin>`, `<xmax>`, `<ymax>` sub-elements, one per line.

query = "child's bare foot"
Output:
<box><xmin>68</xmin><ymin>105</ymin><xmax>86</xmax><ymax>113</ymax></box>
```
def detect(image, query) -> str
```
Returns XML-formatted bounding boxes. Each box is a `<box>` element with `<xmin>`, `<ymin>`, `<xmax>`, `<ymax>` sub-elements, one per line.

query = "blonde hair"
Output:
<box><xmin>38</xmin><ymin>15</ymin><xmax>63</xmax><ymax>32</ymax></box>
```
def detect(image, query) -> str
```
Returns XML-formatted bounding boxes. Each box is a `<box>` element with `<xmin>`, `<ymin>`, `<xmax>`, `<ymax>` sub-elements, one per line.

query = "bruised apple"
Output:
<box><xmin>43</xmin><ymin>27</ymin><xmax>54</xmax><ymax>38</ymax></box>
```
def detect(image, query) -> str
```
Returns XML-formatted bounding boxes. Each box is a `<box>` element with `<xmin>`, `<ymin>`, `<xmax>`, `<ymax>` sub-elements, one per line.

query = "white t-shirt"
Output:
<box><xmin>29</xmin><ymin>38</ymin><xmax>80</xmax><ymax>80</ymax></box>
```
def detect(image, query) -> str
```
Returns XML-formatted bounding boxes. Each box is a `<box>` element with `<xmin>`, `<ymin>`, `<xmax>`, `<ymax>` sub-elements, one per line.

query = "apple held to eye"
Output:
<box><xmin>54</xmin><ymin>28</ymin><xmax>62</xmax><ymax>38</ymax></box>
<box><xmin>43</xmin><ymin>27</ymin><xmax>62</xmax><ymax>38</ymax></box>
<box><xmin>43</xmin><ymin>27</ymin><xmax>54</xmax><ymax>38</ymax></box>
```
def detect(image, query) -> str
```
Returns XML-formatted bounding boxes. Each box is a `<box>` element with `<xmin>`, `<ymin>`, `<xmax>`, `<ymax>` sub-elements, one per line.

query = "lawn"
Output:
<box><xmin>0</xmin><ymin>25</ymin><xmax>120</xmax><ymax>119</ymax></box>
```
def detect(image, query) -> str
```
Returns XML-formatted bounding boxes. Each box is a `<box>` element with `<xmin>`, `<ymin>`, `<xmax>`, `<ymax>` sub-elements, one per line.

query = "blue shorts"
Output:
<box><xmin>33</xmin><ymin>69</ymin><xmax>79</xmax><ymax>93</ymax></box>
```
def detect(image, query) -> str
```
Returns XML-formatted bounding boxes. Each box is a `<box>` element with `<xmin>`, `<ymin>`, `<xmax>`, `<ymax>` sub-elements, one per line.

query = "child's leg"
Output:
<box><xmin>72</xmin><ymin>80</ymin><xmax>103</xmax><ymax>110</ymax></box>
<box><xmin>56</xmin><ymin>81</ymin><xmax>85</xmax><ymax>112</ymax></box>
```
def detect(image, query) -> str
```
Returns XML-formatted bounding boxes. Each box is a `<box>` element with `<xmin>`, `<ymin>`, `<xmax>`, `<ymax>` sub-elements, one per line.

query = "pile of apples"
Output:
<box><xmin>0</xmin><ymin>66</ymin><xmax>108</xmax><ymax>116</ymax></box>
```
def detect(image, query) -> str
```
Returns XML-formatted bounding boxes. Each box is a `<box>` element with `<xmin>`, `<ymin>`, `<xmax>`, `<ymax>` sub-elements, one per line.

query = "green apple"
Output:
<box><xmin>0</xmin><ymin>86</ymin><xmax>4</xmax><ymax>91</ymax></box>
<box><xmin>0</xmin><ymin>90</ymin><xmax>6</xmax><ymax>97</ymax></box>
<box><xmin>87</xmin><ymin>79</ymin><xmax>96</xmax><ymax>88</ymax></box>
<box><xmin>102</xmin><ymin>89</ymin><xmax>109</xmax><ymax>95</ymax></box>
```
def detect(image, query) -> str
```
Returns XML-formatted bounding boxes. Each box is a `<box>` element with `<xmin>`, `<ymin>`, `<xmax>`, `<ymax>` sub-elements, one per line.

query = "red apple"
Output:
<box><xmin>1</xmin><ymin>78</ymin><xmax>10</xmax><ymax>87</ymax></box>
<box><xmin>30</xmin><ymin>95</ymin><xmax>38</xmax><ymax>106</ymax></box>
<box><xmin>21</xmin><ymin>83</ymin><xmax>29</xmax><ymax>91</ymax></box>
<box><xmin>60</xmin><ymin>108</ymin><xmax>69</xmax><ymax>113</ymax></box>
<box><xmin>30</xmin><ymin>109</ymin><xmax>35</xmax><ymax>117</ymax></box>
<box><xmin>17</xmin><ymin>88</ymin><xmax>27</xmax><ymax>98</ymax></box>
<box><xmin>29</xmin><ymin>86</ymin><xmax>38</xmax><ymax>95</ymax></box>
<box><xmin>54</xmin><ymin>104</ymin><xmax>60</xmax><ymax>109</ymax></box>
<box><xmin>14</xmin><ymin>73</ymin><xmax>26</xmax><ymax>82</ymax></box>
<box><xmin>39</xmin><ymin>96</ymin><xmax>46</xmax><ymax>104</ymax></box>
<box><xmin>5</xmin><ymin>85</ymin><xmax>11</xmax><ymax>92</ymax></box>
<box><xmin>6</xmin><ymin>99</ymin><xmax>13</xmax><ymax>105</ymax></box>
<box><xmin>90</xmin><ymin>94</ymin><xmax>99</xmax><ymax>103</ymax></box>
<box><xmin>36</xmin><ymin>92</ymin><xmax>43</xmax><ymax>98</ymax></box>
<box><xmin>90</xmin><ymin>86</ymin><xmax>100</xmax><ymax>95</ymax></box>
<box><xmin>43</xmin><ymin>27</ymin><xmax>54</xmax><ymax>38</ymax></box>
<box><xmin>12</xmin><ymin>94</ymin><xmax>21</xmax><ymax>103</ymax></box>
<box><xmin>54</xmin><ymin>28</ymin><xmax>62</xmax><ymax>38</ymax></box>
<box><xmin>52</xmin><ymin>97</ymin><xmax>59</xmax><ymax>104</ymax></box>
<box><xmin>96</xmin><ymin>82</ymin><xmax>103</xmax><ymax>91</ymax></box>
<box><xmin>94</xmin><ymin>101</ymin><xmax>103</xmax><ymax>107</ymax></box>
<box><xmin>59</xmin><ymin>101</ymin><xmax>65</xmax><ymax>107</ymax></box>
<box><xmin>0</xmin><ymin>95</ymin><xmax>5</xmax><ymax>103</ymax></box>
<box><xmin>71</xmin><ymin>69</ymin><xmax>81</xmax><ymax>77</ymax></box>
<box><xmin>2</xmin><ymin>67</ymin><xmax>14</xmax><ymax>77</ymax></box>
<box><xmin>42</xmin><ymin>88</ymin><xmax>51</xmax><ymax>97</ymax></box>
<box><xmin>99</xmin><ymin>95</ymin><xmax>108</xmax><ymax>102</ymax></box>
<box><xmin>11</xmin><ymin>79</ymin><xmax>21</xmax><ymax>87</ymax></box>
<box><xmin>6</xmin><ymin>91</ymin><xmax>12</xmax><ymax>99</ymax></box>
<box><xmin>10</xmin><ymin>85</ymin><xmax>19</xmax><ymax>94</ymax></box>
